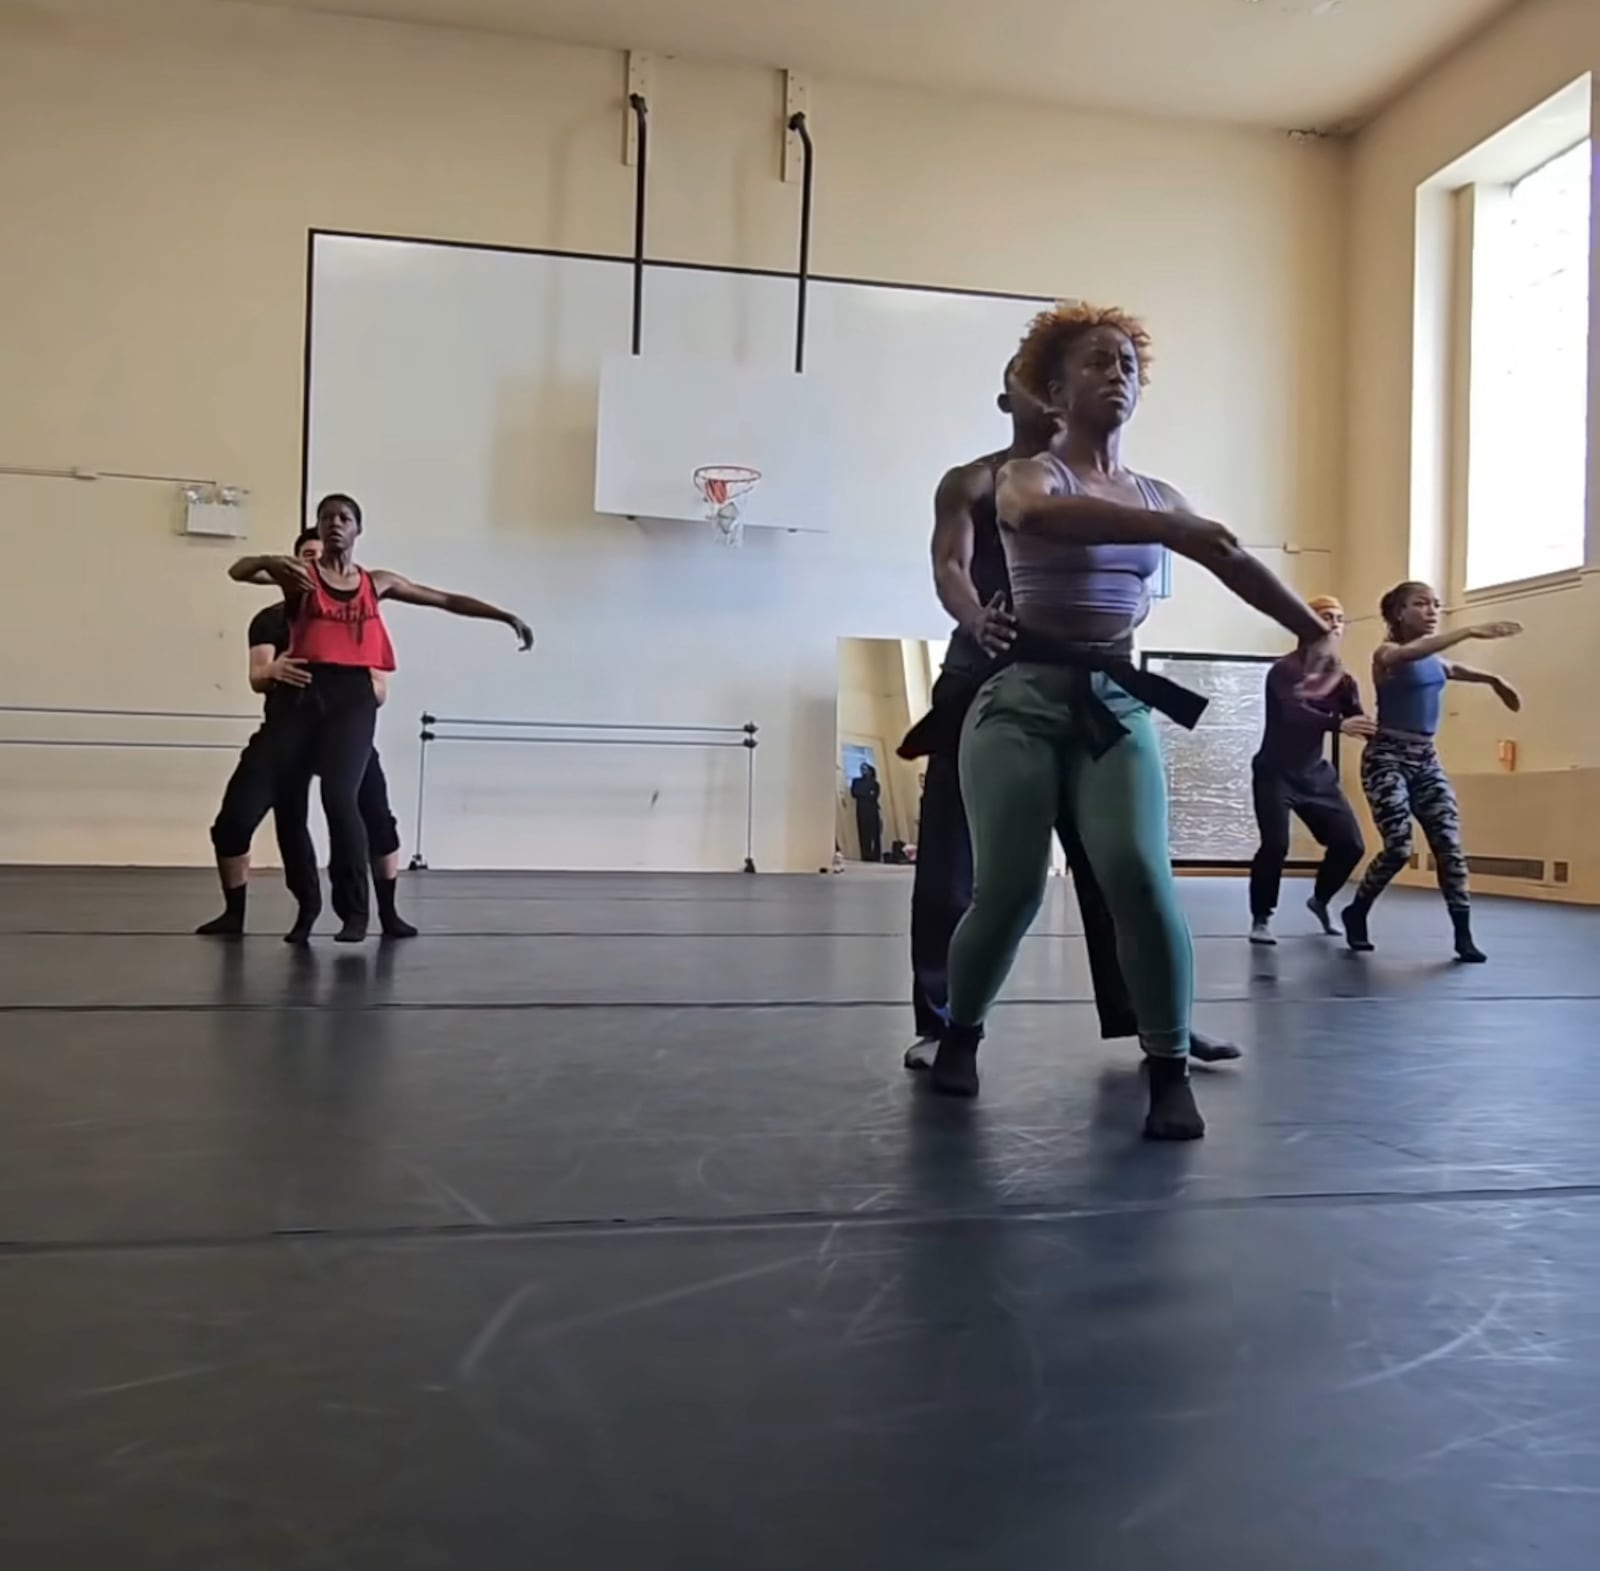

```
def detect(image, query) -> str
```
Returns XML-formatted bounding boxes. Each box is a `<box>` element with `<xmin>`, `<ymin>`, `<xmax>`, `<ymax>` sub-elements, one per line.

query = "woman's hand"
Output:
<box><xmin>1340</xmin><ymin>715</ymin><xmax>1377</xmax><ymax>739</ymax></box>
<box><xmin>1470</xmin><ymin>620</ymin><xmax>1522</xmax><ymax>641</ymax></box>
<box><xmin>507</xmin><ymin>615</ymin><xmax>534</xmax><ymax>651</ymax></box>
<box><xmin>964</xmin><ymin>592</ymin><xmax>1017</xmax><ymax>657</ymax></box>
<box><xmin>1492</xmin><ymin>677</ymin><xmax>1522</xmax><ymax>712</ymax></box>
<box><xmin>267</xmin><ymin>655</ymin><xmax>312</xmax><ymax>688</ymax></box>
<box><xmin>1294</xmin><ymin>633</ymin><xmax>1344</xmax><ymax>700</ymax></box>
<box><xmin>264</xmin><ymin>555</ymin><xmax>314</xmax><ymax>593</ymax></box>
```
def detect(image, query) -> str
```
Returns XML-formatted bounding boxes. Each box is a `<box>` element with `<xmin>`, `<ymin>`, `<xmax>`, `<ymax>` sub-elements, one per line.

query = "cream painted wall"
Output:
<box><xmin>1344</xmin><ymin>0</ymin><xmax>1599</xmax><ymax>899</ymax></box>
<box><xmin>0</xmin><ymin>2</ymin><xmax>1345</xmax><ymax>869</ymax></box>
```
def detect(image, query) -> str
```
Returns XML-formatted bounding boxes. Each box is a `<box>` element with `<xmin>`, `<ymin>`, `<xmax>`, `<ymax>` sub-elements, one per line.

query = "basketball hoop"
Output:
<box><xmin>694</xmin><ymin>465</ymin><xmax>762</xmax><ymax>547</ymax></box>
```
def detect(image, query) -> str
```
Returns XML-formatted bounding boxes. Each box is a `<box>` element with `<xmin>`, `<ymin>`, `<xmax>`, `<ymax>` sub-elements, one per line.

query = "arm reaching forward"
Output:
<box><xmin>1444</xmin><ymin>659</ymin><xmax>1521</xmax><ymax>711</ymax></box>
<box><xmin>1142</xmin><ymin>480</ymin><xmax>1330</xmax><ymax>650</ymax></box>
<box><xmin>230</xmin><ymin>554</ymin><xmax>312</xmax><ymax>595</ymax></box>
<box><xmin>1374</xmin><ymin>621</ymin><xmax>1521</xmax><ymax>672</ymax></box>
<box><xmin>995</xmin><ymin>458</ymin><xmax>1222</xmax><ymax>550</ymax></box>
<box><xmin>371</xmin><ymin>571</ymin><xmax>533</xmax><ymax>650</ymax></box>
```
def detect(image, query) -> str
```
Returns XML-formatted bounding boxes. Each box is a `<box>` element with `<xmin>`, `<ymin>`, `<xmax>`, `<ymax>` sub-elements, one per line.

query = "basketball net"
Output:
<box><xmin>694</xmin><ymin>465</ymin><xmax>762</xmax><ymax>548</ymax></box>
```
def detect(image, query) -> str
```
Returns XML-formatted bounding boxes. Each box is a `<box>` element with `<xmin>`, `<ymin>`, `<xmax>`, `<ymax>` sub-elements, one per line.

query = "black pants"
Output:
<box><xmin>273</xmin><ymin>751</ymin><xmax>401</xmax><ymax>906</ymax></box>
<box><xmin>908</xmin><ymin>711</ymin><xmax>1137</xmax><ymax>1042</ymax></box>
<box><xmin>209</xmin><ymin>672</ymin><xmax>386</xmax><ymax>923</ymax></box>
<box><xmin>856</xmin><ymin>802</ymin><xmax>882</xmax><ymax>863</ymax></box>
<box><xmin>1248</xmin><ymin>756</ymin><xmax>1364</xmax><ymax>920</ymax></box>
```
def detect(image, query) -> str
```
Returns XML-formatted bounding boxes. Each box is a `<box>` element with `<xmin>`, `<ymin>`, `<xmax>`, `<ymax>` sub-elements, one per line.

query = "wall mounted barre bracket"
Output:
<box><xmin>784</xmin><ymin>71</ymin><xmax>811</xmax><ymax>183</ymax></box>
<box><xmin>624</xmin><ymin>52</ymin><xmax>654</xmax><ymax>166</ymax></box>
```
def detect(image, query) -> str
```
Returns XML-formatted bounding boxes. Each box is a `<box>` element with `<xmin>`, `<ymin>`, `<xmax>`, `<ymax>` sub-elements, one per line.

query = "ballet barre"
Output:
<box><xmin>409</xmin><ymin>712</ymin><xmax>760</xmax><ymax>873</ymax></box>
<box><xmin>0</xmin><ymin>703</ymin><xmax>256</xmax><ymax>750</ymax></box>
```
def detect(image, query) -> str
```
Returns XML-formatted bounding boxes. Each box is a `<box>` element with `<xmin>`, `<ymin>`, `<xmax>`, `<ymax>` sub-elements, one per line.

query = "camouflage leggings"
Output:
<box><xmin>1353</xmin><ymin>734</ymin><xmax>1469</xmax><ymax>913</ymax></box>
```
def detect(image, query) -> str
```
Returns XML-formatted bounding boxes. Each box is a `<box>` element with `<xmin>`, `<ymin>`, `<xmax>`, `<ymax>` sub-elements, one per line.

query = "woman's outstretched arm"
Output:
<box><xmin>996</xmin><ymin>459</ymin><xmax>1226</xmax><ymax>550</ymax></box>
<box><xmin>1143</xmin><ymin>480</ymin><xmax>1332</xmax><ymax>652</ymax></box>
<box><xmin>1373</xmin><ymin>622</ymin><xmax>1520</xmax><ymax>671</ymax></box>
<box><xmin>371</xmin><ymin>571</ymin><xmax>533</xmax><ymax>650</ymax></box>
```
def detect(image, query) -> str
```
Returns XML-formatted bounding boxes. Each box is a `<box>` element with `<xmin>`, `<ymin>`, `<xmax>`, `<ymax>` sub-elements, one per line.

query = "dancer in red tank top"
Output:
<box><xmin>230</xmin><ymin>493</ymin><xmax>531</xmax><ymax>941</ymax></box>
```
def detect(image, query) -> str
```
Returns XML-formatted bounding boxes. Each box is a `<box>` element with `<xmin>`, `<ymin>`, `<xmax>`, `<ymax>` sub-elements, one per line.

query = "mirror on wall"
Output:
<box><xmin>834</xmin><ymin>637</ymin><xmax>945</xmax><ymax>868</ymax></box>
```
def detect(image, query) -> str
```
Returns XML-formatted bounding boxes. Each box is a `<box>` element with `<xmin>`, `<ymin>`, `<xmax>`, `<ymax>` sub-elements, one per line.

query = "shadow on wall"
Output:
<box><xmin>835</xmin><ymin>637</ymin><xmax>940</xmax><ymax>864</ymax></box>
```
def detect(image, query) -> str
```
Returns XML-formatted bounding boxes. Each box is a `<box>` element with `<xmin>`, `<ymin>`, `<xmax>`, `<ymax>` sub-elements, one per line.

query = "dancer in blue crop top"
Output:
<box><xmin>1342</xmin><ymin>581</ymin><xmax>1521</xmax><ymax>962</ymax></box>
<box><xmin>930</xmin><ymin>301</ymin><xmax>1344</xmax><ymax>1141</ymax></box>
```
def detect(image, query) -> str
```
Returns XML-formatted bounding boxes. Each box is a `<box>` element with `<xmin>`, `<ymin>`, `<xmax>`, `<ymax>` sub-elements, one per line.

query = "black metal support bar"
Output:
<box><xmin>298</xmin><ymin>229</ymin><xmax>316</xmax><ymax>526</ymax></box>
<box><xmin>788</xmin><ymin>111</ymin><xmax>814</xmax><ymax>374</ymax></box>
<box><xmin>425</xmin><ymin>714</ymin><xmax>746</xmax><ymax>736</ymax></box>
<box><xmin>410</xmin><ymin>719</ymin><xmax>432</xmax><ymax>871</ymax></box>
<box><xmin>629</xmin><ymin>93</ymin><xmax>649</xmax><ymax>356</ymax></box>
<box><xmin>429</xmin><ymin>735</ymin><xmax>749</xmax><ymax>749</ymax></box>
<box><xmin>743</xmin><ymin>723</ymin><xmax>758</xmax><ymax>874</ymax></box>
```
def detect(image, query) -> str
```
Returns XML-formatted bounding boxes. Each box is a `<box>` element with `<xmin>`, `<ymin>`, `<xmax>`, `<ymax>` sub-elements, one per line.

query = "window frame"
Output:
<box><xmin>1455</xmin><ymin>136</ymin><xmax>1592</xmax><ymax>602</ymax></box>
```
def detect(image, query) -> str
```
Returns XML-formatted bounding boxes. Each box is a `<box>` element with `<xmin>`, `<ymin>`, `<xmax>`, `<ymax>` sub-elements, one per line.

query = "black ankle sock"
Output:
<box><xmin>1144</xmin><ymin>1057</ymin><xmax>1205</xmax><ymax>1141</ymax></box>
<box><xmin>929</xmin><ymin>1022</ymin><xmax>983</xmax><ymax>1098</ymax></box>
<box><xmin>1451</xmin><ymin>909</ymin><xmax>1486</xmax><ymax>963</ymax></box>
<box><xmin>374</xmin><ymin>877</ymin><xmax>418</xmax><ymax>939</ymax></box>
<box><xmin>196</xmin><ymin>882</ymin><xmax>246</xmax><ymax>937</ymax></box>
<box><xmin>335</xmin><ymin>917</ymin><xmax>367</xmax><ymax>944</ymax></box>
<box><xmin>283</xmin><ymin>902</ymin><xmax>320</xmax><ymax>945</ymax></box>
<box><xmin>1341</xmin><ymin>902</ymin><xmax>1374</xmax><ymax>952</ymax></box>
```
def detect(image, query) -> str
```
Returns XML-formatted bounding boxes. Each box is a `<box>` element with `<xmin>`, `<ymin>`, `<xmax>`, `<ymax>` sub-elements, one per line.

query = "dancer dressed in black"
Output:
<box><xmin>850</xmin><ymin>763</ymin><xmax>883</xmax><ymax>862</ymax></box>
<box><xmin>198</xmin><ymin>528</ymin><xmax>413</xmax><ymax>940</ymax></box>
<box><xmin>900</xmin><ymin>356</ymin><xmax>1240</xmax><ymax>1069</ymax></box>
<box><xmin>1247</xmin><ymin>594</ymin><xmax>1372</xmax><ymax>944</ymax></box>
<box><xmin>222</xmin><ymin>494</ymin><xmax>532</xmax><ymax>941</ymax></box>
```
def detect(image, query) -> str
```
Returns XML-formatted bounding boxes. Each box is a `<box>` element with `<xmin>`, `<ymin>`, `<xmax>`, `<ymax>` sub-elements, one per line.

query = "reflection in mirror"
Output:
<box><xmin>833</xmin><ymin>638</ymin><xmax>940</xmax><ymax>867</ymax></box>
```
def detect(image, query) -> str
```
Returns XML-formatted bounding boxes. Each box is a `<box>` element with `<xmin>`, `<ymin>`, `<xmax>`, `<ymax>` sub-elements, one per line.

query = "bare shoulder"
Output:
<box><xmin>1139</xmin><ymin>474</ymin><xmax>1189</xmax><ymax>513</ymax></box>
<box><xmin>937</xmin><ymin>454</ymin><xmax>1000</xmax><ymax>505</ymax></box>
<box><xmin>995</xmin><ymin>453</ymin><xmax>1056</xmax><ymax>492</ymax></box>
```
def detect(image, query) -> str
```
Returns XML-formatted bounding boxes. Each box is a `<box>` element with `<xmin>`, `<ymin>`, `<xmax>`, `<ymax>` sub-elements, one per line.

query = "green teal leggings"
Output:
<box><xmin>946</xmin><ymin>665</ymin><xmax>1193</xmax><ymax>1059</ymax></box>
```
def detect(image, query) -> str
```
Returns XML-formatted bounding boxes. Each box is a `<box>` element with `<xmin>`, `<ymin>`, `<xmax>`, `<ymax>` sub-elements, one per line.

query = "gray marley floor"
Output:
<box><xmin>3</xmin><ymin>867</ymin><xmax>1599</xmax><ymax>1570</ymax></box>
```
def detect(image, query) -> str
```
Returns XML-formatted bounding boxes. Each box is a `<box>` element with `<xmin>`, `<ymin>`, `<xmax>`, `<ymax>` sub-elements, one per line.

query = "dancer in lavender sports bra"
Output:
<box><xmin>929</xmin><ymin>302</ymin><xmax>1342</xmax><ymax>1140</ymax></box>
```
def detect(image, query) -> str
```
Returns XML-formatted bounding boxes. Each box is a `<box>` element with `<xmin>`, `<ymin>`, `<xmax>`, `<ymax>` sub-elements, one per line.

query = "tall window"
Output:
<box><xmin>1466</xmin><ymin>139</ymin><xmax>1591</xmax><ymax>590</ymax></box>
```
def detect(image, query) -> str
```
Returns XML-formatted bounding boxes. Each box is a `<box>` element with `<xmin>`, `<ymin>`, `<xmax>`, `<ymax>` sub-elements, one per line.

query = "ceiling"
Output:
<box><xmin>255</xmin><ymin>0</ymin><xmax>1523</xmax><ymax>130</ymax></box>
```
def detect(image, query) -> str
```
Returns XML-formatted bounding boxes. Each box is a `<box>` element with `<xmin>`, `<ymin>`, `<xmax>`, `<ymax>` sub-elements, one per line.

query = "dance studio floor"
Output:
<box><xmin>3</xmin><ymin>867</ymin><xmax>1599</xmax><ymax>1569</ymax></box>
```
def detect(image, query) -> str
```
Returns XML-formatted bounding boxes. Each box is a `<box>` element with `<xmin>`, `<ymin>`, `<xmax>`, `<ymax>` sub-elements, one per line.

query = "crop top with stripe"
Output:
<box><xmin>999</xmin><ymin>451</ymin><xmax>1165</xmax><ymax>635</ymax></box>
<box><xmin>288</xmin><ymin>568</ymin><xmax>397</xmax><ymax>672</ymax></box>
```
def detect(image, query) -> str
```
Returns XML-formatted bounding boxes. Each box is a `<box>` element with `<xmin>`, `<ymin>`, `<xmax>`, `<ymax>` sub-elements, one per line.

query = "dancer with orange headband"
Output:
<box><xmin>1247</xmin><ymin>595</ymin><xmax>1374</xmax><ymax>945</ymax></box>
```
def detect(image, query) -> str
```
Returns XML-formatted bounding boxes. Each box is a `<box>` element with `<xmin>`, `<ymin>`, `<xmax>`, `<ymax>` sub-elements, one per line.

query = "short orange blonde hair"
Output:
<box><xmin>1012</xmin><ymin>301</ymin><xmax>1153</xmax><ymax>400</ymax></box>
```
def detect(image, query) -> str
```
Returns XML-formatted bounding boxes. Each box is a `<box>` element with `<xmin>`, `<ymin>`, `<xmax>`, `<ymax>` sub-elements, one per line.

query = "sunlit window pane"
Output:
<box><xmin>1467</xmin><ymin>140</ymin><xmax>1590</xmax><ymax>590</ymax></box>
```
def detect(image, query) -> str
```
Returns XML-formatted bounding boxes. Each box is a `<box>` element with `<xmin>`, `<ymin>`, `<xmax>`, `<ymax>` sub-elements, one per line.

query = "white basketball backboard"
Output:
<box><xmin>594</xmin><ymin>353</ymin><xmax>833</xmax><ymax>533</ymax></box>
